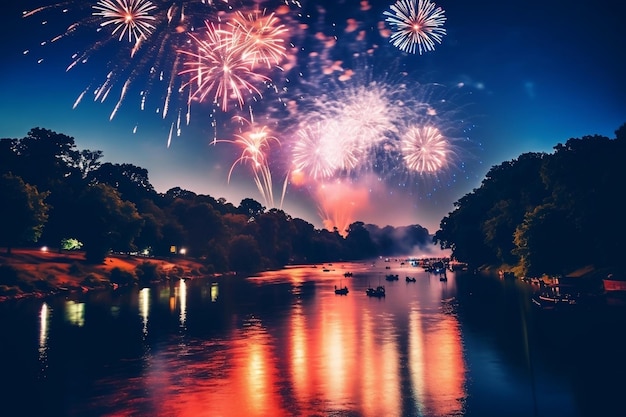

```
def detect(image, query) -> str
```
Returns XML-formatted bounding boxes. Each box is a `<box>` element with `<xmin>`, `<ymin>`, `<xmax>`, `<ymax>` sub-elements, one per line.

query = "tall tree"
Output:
<box><xmin>0</xmin><ymin>174</ymin><xmax>49</xmax><ymax>254</ymax></box>
<box><xmin>89</xmin><ymin>162</ymin><xmax>157</xmax><ymax>204</ymax></box>
<box><xmin>75</xmin><ymin>184</ymin><xmax>142</xmax><ymax>263</ymax></box>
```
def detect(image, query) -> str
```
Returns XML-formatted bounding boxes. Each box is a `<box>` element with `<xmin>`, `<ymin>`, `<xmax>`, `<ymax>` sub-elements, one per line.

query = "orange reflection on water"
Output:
<box><xmin>421</xmin><ymin>311</ymin><xmax>466</xmax><ymax>415</ymax></box>
<box><xmin>135</xmin><ymin>266</ymin><xmax>466</xmax><ymax>417</ymax></box>
<box><xmin>289</xmin><ymin>303</ymin><xmax>311</xmax><ymax>400</ymax></box>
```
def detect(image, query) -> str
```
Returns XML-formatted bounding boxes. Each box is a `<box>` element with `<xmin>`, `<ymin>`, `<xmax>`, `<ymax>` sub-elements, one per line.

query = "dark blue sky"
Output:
<box><xmin>1</xmin><ymin>0</ymin><xmax>624</xmax><ymax>233</ymax></box>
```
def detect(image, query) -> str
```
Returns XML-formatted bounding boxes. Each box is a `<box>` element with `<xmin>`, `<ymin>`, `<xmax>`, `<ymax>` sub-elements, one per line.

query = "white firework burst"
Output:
<box><xmin>384</xmin><ymin>0</ymin><xmax>447</xmax><ymax>55</ymax></box>
<box><xmin>93</xmin><ymin>0</ymin><xmax>157</xmax><ymax>44</ymax></box>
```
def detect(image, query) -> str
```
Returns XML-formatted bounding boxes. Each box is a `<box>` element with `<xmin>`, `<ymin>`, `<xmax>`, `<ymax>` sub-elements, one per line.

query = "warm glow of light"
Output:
<box><xmin>290</xmin><ymin>303</ymin><xmax>310</xmax><ymax>398</ymax></box>
<box><xmin>422</xmin><ymin>313</ymin><xmax>466</xmax><ymax>415</ymax></box>
<box><xmin>210</xmin><ymin>282</ymin><xmax>219</xmax><ymax>302</ymax></box>
<box><xmin>65</xmin><ymin>300</ymin><xmax>85</xmax><ymax>327</ymax></box>
<box><xmin>139</xmin><ymin>287</ymin><xmax>150</xmax><ymax>336</ymax></box>
<box><xmin>409</xmin><ymin>307</ymin><xmax>427</xmax><ymax>414</ymax></box>
<box><xmin>39</xmin><ymin>302</ymin><xmax>50</xmax><ymax>365</ymax></box>
<box><xmin>315</xmin><ymin>181</ymin><xmax>369</xmax><ymax>235</ymax></box>
<box><xmin>179</xmin><ymin>278</ymin><xmax>187</xmax><ymax>327</ymax></box>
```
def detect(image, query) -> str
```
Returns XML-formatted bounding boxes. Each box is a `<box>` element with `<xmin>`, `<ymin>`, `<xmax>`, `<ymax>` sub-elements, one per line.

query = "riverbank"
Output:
<box><xmin>0</xmin><ymin>248</ymin><xmax>207</xmax><ymax>301</ymax></box>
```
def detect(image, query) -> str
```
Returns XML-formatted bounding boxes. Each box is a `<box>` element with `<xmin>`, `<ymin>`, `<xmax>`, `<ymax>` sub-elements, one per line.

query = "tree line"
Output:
<box><xmin>434</xmin><ymin>123</ymin><xmax>626</xmax><ymax>278</ymax></box>
<box><xmin>0</xmin><ymin>128</ymin><xmax>436</xmax><ymax>273</ymax></box>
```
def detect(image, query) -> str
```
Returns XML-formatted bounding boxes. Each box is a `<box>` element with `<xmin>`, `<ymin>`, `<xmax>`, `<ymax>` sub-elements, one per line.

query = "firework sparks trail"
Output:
<box><xmin>291</xmin><ymin>120</ymin><xmax>360</xmax><ymax>181</ymax></box>
<box><xmin>289</xmin><ymin>66</ymin><xmax>435</xmax><ymax>182</ymax></box>
<box><xmin>22</xmin><ymin>0</ymin><xmax>220</xmax><ymax>134</ymax></box>
<box><xmin>230</xmin><ymin>9</ymin><xmax>288</xmax><ymax>70</ymax></box>
<box><xmin>21</xmin><ymin>0</ymin><xmax>299</xmax><ymax>141</ymax></box>
<box><xmin>401</xmin><ymin>125</ymin><xmax>449</xmax><ymax>173</ymax></box>
<box><xmin>314</xmin><ymin>181</ymin><xmax>370</xmax><ymax>236</ymax></box>
<box><xmin>214</xmin><ymin>117</ymin><xmax>286</xmax><ymax>208</ymax></box>
<box><xmin>384</xmin><ymin>0</ymin><xmax>447</xmax><ymax>55</ymax></box>
<box><xmin>178</xmin><ymin>20</ymin><xmax>273</xmax><ymax>112</ymax></box>
<box><xmin>93</xmin><ymin>0</ymin><xmax>157</xmax><ymax>44</ymax></box>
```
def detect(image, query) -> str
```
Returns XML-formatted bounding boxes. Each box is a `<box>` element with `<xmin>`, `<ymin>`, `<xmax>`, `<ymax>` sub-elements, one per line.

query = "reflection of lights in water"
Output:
<box><xmin>409</xmin><ymin>307</ymin><xmax>426</xmax><ymax>415</ymax></box>
<box><xmin>379</xmin><ymin>317</ymin><xmax>400</xmax><ymax>412</ymax></box>
<box><xmin>422</xmin><ymin>313</ymin><xmax>466</xmax><ymax>415</ymax></box>
<box><xmin>290</xmin><ymin>304</ymin><xmax>308</xmax><ymax>396</ymax></box>
<box><xmin>39</xmin><ymin>302</ymin><xmax>50</xmax><ymax>365</ymax></box>
<box><xmin>211</xmin><ymin>282</ymin><xmax>219</xmax><ymax>302</ymax></box>
<box><xmin>65</xmin><ymin>300</ymin><xmax>85</xmax><ymax>327</ymax></box>
<box><xmin>324</xmin><ymin>319</ymin><xmax>347</xmax><ymax>400</ymax></box>
<box><xmin>242</xmin><ymin>322</ymin><xmax>271</xmax><ymax>412</ymax></box>
<box><xmin>179</xmin><ymin>278</ymin><xmax>187</xmax><ymax>327</ymax></box>
<box><xmin>139</xmin><ymin>288</ymin><xmax>150</xmax><ymax>337</ymax></box>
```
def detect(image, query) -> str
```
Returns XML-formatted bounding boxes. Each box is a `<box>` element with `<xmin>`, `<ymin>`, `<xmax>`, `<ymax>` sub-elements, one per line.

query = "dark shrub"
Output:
<box><xmin>0</xmin><ymin>265</ymin><xmax>19</xmax><ymax>286</ymax></box>
<box><xmin>135</xmin><ymin>261</ymin><xmax>163</xmax><ymax>285</ymax></box>
<box><xmin>69</xmin><ymin>262</ymin><xmax>85</xmax><ymax>276</ymax></box>
<box><xmin>110</xmin><ymin>267</ymin><xmax>136</xmax><ymax>286</ymax></box>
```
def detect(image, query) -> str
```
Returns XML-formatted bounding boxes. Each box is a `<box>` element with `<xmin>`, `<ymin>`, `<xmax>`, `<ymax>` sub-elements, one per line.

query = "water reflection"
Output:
<box><xmin>179</xmin><ymin>278</ymin><xmax>187</xmax><ymax>328</ymax></box>
<box><xmin>139</xmin><ymin>288</ymin><xmax>150</xmax><ymax>337</ymax></box>
<box><xmin>64</xmin><ymin>300</ymin><xmax>85</xmax><ymax>327</ymax></box>
<box><xmin>22</xmin><ymin>265</ymin><xmax>474</xmax><ymax>416</ymax></box>
<box><xmin>38</xmin><ymin>302</ymin><xmax>50</xmax><ymax>375</ymax></box>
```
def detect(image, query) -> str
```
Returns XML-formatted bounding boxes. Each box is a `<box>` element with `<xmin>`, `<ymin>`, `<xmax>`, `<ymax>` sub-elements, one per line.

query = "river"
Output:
<box><xmin>1</xmin><ymin>260</ymin><xmax>625</xmax><ymax>417</ymax></box>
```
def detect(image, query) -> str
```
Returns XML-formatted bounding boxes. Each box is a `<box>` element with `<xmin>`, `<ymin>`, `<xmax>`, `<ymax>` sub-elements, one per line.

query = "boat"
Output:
<box><xmin>385</xmin><ymin>274</ymin><xmax>399</xmax><ymax>281</ymax></box>
<box><xmin>343</xmin><ymin>272</ymin><xmax>353</xmax><ymax>277</ymax></box>
<box><xmin>405</xmin><ymin>276</ymin><xmax>416</xmax><ymax>283</ymax></box>
<box><xmin>431</xmin><ymin>261</ymin><xmax>446</xmax><ymax>274</ymax></box>
<box><xmin>366</xmin><ymin>285</ymin><xmax>386</xmax><ymax>297</ymax></box>
<box><xmin>603</xmin><ymin>274</ymin><xmax>626</xmax><ymax>292</ymax></box>
<box><xmin>334</xmin><ymin>285</ymin><xmax>349</xmax><ymax>295</ymax></box>
<box><xmin>531</xmin><ymin>288</ymin><xmax>578</xmax><ymax>308</ymax></box>
<box><xmin>439</xmin><ymin>273</ymin><xmax>448</xmax><ymax>281</ymax></box>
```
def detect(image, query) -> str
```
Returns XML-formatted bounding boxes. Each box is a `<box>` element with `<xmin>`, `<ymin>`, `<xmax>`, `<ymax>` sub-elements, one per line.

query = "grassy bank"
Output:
<box><xmin>0</xmin><ymin>248</ymin><xmax>207</xmax><ymax>301</ymax></box>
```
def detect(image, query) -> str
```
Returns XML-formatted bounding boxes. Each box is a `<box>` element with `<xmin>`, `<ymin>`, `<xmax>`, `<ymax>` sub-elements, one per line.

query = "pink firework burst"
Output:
<box><xmin>230</xmin><ymin>9</ymin><xmax>288</xmax><ymax>69</ymax></box>
<box><xmin>179</xmin><ymin>21</ymin><xmax>271</xmax><ymax>112</ymax></box>
<box><xmin>401</xmin><ymin>125</ymin><xmax>449</xmax><ymax>173</ymax></box>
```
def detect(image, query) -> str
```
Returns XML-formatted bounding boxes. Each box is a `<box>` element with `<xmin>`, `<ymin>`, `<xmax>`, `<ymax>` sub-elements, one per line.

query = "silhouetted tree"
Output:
<box><xmin>229</xmin><ymin>235</ymin><xmax>262</xmax><ymax>273</ymax></box>
<box><xmin>345</xmin><ymin>221</ymin><xmax>377</xmax><ymax>259</ymax></box>
<box><xmin>0</xmin><ymin>174</ymin><xmax>49</xmax><ymax>254</ymax></box>
<box><xmin>238</xmin><ymin>198</ymin><xmax>265</xmax><ymax>218</ymax></box>
<box><xmin>513</xmin><ymin>203</ymin><xmax>583</xmax><ymax>276</ymax></box>
<box><xmin>74</xmin><ymin>184</ymin><xmax>142</xmax><ymax>263</ymax></box>
<box><xmin>89</xmin><ymin>162</ymin><xmax>157</xmax><ymax>204</ymax></box>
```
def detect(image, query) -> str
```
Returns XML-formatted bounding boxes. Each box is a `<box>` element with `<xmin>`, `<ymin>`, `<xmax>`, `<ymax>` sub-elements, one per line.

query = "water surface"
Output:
<box><xmin>1</xmin><ymin>260</ymin><xmax>625</xmax><ymax>416</ymax></box>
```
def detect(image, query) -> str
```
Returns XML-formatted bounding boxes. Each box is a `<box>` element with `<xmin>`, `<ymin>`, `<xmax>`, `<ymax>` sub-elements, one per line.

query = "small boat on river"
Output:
<box><xmin>532</xmin><ymin>288</ymin><xmax>578</xmax><ymax>308</ymax></box>
<box><xmin>603</xmin><ymin>274</ymin><xmax>626</xmax><ymax>292</ymax></box>
<box><xmin>406</xmin><ymin>276</ymin><xmax>416</xmax><ymax>283</ymax></box>
<box><xmin>385</xmin><ymin>274</ymin><xmax>399</xmax><ymax>281</ymax></box>
<box><xmin>334</xmin><ymin>285</ymin><xmax>349</xmax><ymax>295</ymax></box>
<box><xmin>366</xmin><ymin>285</ymin><xmax>386</xmax><ymax>297</ymax></box>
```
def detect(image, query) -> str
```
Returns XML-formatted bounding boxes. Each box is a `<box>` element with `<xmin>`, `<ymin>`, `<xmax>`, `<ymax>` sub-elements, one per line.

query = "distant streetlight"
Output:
<box><xmin>179</xmin><ymin>248</ymin><xmax>187</xmax><ymax>255</ymax></box>
<box><xmin>40</xmin><ymin>246</ymin><xmax>48</xmax><ymax>252</ymax></box>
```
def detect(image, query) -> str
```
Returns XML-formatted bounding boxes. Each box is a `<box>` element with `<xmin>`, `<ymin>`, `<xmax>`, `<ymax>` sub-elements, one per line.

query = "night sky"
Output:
<box><xmin>1</xmin><ymin>0</ymin><xmax>624</xmax><ymax>233</ymax></box>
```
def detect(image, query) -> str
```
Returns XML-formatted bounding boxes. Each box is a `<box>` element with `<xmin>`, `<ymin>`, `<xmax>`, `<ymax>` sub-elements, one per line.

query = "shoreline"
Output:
<box><xmin>0</xmin><ymin>248</ymin><xmax>208</xmax><ymax>302</ymax></box>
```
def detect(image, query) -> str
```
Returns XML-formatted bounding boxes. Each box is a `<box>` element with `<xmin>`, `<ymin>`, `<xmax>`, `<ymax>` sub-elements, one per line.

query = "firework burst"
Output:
<box><xmin>93</xmin><ymin>0</ymin><xmax>157</xmax><ymax>44</ymax></box>
<box><xmin>401</xmin><ymin>125</ymin><xmax>449</xmax><ymax>173</ymax></box>
<box><xmin>230</xmin><ymin>9</ymin><xmax>288</xmax><ymax>69</ymax></box>
<box><xmin>384</xmin><ymin>0</ymin><xmax>447</xmax><ymax>55</ymax></box>
<box><xmin>178</xmin><ymin>21</ymin><xmax>271</xmax><ymax>112</ymax></box>
<box><xmin>22</xmin><ymin>1</ymin><xmax>300</xmax><ymax>140</ymax></box>
<box><xmin>214</xmin><ymin>117</ymin><xmax>286</xmax><ymax>208</ymax></box>
<box><xmin>291</xmin><ymin>120</ymin><xmax>360</xmax><ymax>181</ymax></box>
